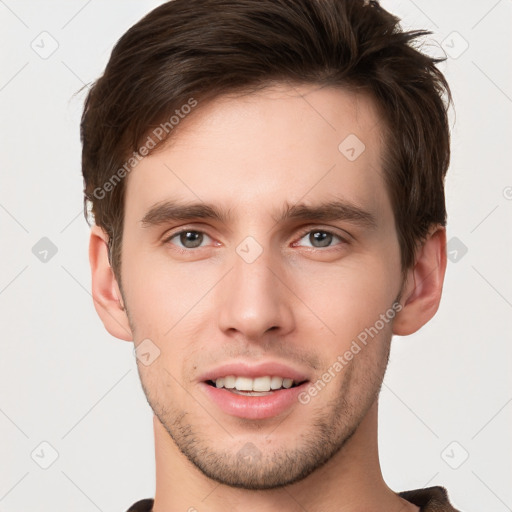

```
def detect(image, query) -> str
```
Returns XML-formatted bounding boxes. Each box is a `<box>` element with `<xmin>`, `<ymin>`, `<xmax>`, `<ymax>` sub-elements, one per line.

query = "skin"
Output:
<box><xmin>89</xmin><ymin>83</ymin><xmax>446</xmax><ymax>512</ymax></box>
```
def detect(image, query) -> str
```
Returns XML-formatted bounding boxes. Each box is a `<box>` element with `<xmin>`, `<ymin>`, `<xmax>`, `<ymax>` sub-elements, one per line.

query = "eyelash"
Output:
<box><xmin>163</xmin><ymin>227</ymin><xmax>350</xmax><ymax>252</ymax></box>
<box><xmin>293</xmin><ymin>227</ymin><xmax>350</xmax><ymax>249</ymax></box>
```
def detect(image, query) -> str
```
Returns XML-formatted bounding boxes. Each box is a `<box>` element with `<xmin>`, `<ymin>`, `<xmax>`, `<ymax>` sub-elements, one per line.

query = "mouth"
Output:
<box><xmin>205</xmin><ymin>375</ymin><xmax>307</xmax><ymax>396</ymax></box>
<box><xmin>199</xmin><ymin>363</ymin><xmax>311</xmax><ymax>420</ymax></box>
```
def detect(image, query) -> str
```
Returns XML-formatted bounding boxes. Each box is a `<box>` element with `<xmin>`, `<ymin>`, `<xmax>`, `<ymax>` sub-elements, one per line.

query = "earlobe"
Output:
<box><xmin>89</xmin><ymin>225</ymin><xmax>133</xmax><ymax>341</ymax></box>
<box><xmin>392</xmin><ymin>226</ymin><xmax>447</xmax><ymax>336</ymax></box>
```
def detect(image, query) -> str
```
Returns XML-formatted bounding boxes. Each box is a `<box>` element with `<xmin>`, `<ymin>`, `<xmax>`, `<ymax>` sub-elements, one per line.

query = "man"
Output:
<box><xmin>81</xmin><ymin>0</ymin><xmax>460</xmax><ymax>510</ymax></box>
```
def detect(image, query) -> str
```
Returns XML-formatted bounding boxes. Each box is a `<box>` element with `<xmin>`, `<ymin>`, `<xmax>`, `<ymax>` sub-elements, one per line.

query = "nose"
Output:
<box><xmin>217</xmin><ymin>242</ymin><xmax>295</xmax><ymax>342</ymax></box>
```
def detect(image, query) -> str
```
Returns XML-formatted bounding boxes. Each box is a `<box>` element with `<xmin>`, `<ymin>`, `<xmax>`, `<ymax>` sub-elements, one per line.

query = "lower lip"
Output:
<box><xmin>200</xmin><ymin>382</ymin><xmax>308</xmax><ymax>420</ymax></box>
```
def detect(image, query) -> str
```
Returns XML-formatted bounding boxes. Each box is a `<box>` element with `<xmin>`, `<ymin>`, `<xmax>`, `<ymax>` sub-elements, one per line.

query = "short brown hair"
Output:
<box><xmin>80</xmin><ymin>0</ymin><xmax>451</xmax><ymax>281</ymax></box>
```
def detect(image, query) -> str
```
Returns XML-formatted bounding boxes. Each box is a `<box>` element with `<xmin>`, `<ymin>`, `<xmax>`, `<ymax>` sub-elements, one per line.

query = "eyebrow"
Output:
<box><xmin>141</xmin><ymin>201</ymin><xmax>232</xmax><ymax>227</ymax></box>
<box><xmin>140</xmin><ymin>199</ymin><xmax>378</xmax><ymax>230</ymax></box>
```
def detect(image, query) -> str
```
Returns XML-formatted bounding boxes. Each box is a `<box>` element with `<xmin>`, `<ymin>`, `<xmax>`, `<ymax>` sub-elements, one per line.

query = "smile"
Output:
<box><xmin>207</xmin><ymin>375</ymin><xmax>303</xmax><ymax>393</ymax></box>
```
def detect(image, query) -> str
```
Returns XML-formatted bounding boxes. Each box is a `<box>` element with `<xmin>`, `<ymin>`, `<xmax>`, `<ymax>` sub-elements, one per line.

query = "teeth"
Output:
<box><xmin>282</xmin><ymin>378</ymin><xmax>293</xmax><ymax>389</ymax></box>
<box><xmin>235</xmin><ymin>376</ymin><xmax>253</xmax><ymax>391</ymax></box>
<box><xmin>270</xmin><ymin>376</ymin><xmax>283</xmax><ymax>390</ymax></box>
<box><xmin>253</xmin><ymin>376</ymin><xmax>271</xmax><ymax>392</ymax></box>
<box><xmin>212</xmin><ymin>375</ymin><xmax>298</xmax><ymax>391</ymax></box>
<box><xmin>224</xmin><ymin>375</ymin><xmax>236</xmax><ymax>389</ymax></box>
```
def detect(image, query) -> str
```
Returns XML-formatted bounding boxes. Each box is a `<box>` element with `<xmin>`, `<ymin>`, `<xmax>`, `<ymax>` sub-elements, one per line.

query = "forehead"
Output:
<box><xmin>124</xmin><ymin>83</ymin><xmax>392</xmax><ymax>228</ymax></box>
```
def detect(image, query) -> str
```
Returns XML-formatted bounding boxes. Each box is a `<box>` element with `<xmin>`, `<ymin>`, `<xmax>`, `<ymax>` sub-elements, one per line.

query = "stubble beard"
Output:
<box><xmin>137</xmin><ymin>340</ymin><xmax>391</xmax><ymax>490</ymax></box>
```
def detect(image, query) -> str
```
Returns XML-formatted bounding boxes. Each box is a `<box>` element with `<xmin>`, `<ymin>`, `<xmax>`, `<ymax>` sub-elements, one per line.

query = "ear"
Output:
<box><xmin>392</xmin><ymin>226</ymin><xmax>447</xmax><ymax>336</ymax></box>
<box><xmin>89</xmin><ymin>225</ymin><xmax>133</xmax><ymax>341</ymax></box>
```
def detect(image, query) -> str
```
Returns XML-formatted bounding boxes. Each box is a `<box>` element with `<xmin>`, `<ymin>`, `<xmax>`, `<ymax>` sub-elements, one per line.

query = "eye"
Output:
<box><xmin>163</xmin><ymin>228</ymin><xmax>348</xmax><ymax>251</ymax></box>
<box><xmin>294</xmin><ymin>229</ymin><xmax>348</xmax><ymax>249</ymax></box>
<box><xmin>164</xmin><ymin>230</ymin><xmax>212</xmax><ymax>249</ymax></box>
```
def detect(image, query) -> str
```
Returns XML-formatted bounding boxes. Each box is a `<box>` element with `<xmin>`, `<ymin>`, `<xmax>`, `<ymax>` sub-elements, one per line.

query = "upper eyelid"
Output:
<box><xmin>162</xmin><ymin>224</ymin><xmax>212</xmax><ymax>239</ymax></box>
<box><xmin>294</xmin><ymin>225</ymin><xmax>351</xmax><ymax>241</ymax></box>
<box><xmin>163</xmin><ymin>228</ymin><xmax>213</xmax><ymax>244</ymax></box>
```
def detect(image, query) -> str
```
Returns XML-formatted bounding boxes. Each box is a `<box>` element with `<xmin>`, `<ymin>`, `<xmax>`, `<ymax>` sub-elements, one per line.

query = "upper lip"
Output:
<box><xmin>198</xmin><ymin>361</ymin><xmax>310</xmax><ymax>383</ymax></box>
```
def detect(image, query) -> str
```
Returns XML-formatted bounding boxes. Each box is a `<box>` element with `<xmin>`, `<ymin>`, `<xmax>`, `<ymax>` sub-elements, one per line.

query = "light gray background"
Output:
<box><xmin>0</xmin><ymin>1</ymin><xmax>511</xmax><ymax>511</ymax></box>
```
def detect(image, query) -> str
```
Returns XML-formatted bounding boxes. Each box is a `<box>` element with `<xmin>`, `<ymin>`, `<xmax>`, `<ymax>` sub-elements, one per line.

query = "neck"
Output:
<box><xmin>151</xmin><ymin>400</ymin><xmax>418</xmax><ymax>512</ymax></box>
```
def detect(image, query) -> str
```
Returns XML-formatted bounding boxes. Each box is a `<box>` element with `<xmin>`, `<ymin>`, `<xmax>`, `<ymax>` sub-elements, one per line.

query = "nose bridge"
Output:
<box><xmin>217</xmin><ymin>236</ymin><xmax>294</xmax><ymax>339</ymax></box>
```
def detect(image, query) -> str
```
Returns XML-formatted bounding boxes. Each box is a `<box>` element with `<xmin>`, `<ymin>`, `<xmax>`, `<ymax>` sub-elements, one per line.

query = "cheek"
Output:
<box><xmin>291</xmin><ymin>255</ymin><xmax>399</xmax><ymax>346</ymax></box>
<box><xmin>121</xmin><ymin>244</ymin><xmax>217</xmax><ymax>336</ymax></box>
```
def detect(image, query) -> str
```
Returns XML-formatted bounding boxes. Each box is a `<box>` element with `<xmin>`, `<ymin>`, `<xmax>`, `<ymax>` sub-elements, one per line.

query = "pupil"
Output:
<box><xmin>180</xmin><ymin>231</ymin><xmax>203</xmax><ymax>248</ymax></box>
<box><xmin>311</xmin><ymin>231</ymin><xmax>331</xmax><ymax>247</ymax></box>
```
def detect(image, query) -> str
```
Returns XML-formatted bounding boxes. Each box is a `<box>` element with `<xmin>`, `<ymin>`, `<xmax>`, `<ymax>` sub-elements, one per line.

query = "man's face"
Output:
<box><xmin>120</xmin><ymin>84</ymin><xmax>403</xmax><ymax>489</ymax></box>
